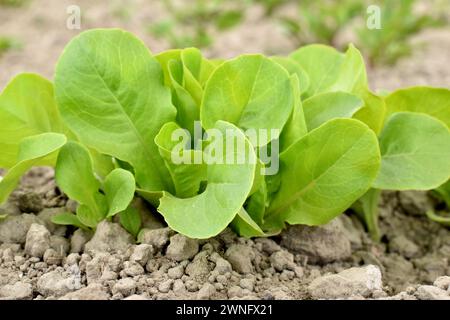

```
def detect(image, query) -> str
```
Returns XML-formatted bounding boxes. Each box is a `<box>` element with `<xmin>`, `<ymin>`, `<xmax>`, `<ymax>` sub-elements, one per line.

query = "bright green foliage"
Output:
<box><xmin>0</xmin><ymin>133</ymin><xmax>67</xmax><ymax>204</ymax></box>
<box><xmin>265</xmin><ymin>119</ymin><xmax>380</xmax><ymax>230</ymax></box>
<box><xmin>55</xmin><ymin>29</ymin><xmax>176</xmax><ymax>193</ymax></box>
<box><xmin>434</xmin><ymin>180</ymin><xmax>450</xmax><ymax>208</ymax></box>
<box><xmin>119</xmin><ymin>206</ymin><xmax>142</xmax><ymax>237</ymax></box>
<box><xmin>148</xmin><ymin>0</ymin><xmax>247</xmax><ymax>49</ymax></box>
<box><xmin>0</xmin><ymin>73</ymin><xmax>67</xmax><ymax>168</ymax></box>
<box><xmin>385</xmin><ymin>87</ymin><xmax>450</xmax><ymax>128</ymax></box>
<box><xmin>55</xmin><ymin>142</ymin><xmax>135</xmax><ymax>229</ymax></box>
<box><xmin>201</xmin><ymin>54</ymin><xmax>294</xmax><ymax>146</ymax></box>
<box><xmin>302</xmin><ymin>92</ymin><xmax>363</xmax><ymax>131</ymax></box>
<box><xmin>158</xmin><ymin>121</ymin><xmax>257</xmax><ymax>238</ymax></box>
<box><xmin>373</xmin><ymin>112</ymin><xmax>450</xmax><ymax>190</ymax></box>
<box><xmin>0</xmin><ymin>28</ymin><xmax>448</xmax><ymax>240</ymax></box>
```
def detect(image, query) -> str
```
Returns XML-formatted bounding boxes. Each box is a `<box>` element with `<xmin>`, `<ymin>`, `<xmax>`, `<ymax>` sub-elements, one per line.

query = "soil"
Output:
<box><xmin>0</xmin><ymin>167</ymin><xmax>449</xmax><ymax>300</ymax></box>
<box><xmin>0</xmin><ymin>0</ymin><xmax>450</xmax><ymax>300</ymax></box>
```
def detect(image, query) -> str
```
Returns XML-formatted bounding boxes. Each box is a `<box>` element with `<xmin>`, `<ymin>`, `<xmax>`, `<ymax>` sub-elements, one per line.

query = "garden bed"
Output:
<box><xmin>1</xmin><ymin>167</ymin><xmax>449</xmax><ymax>300</ymax></box>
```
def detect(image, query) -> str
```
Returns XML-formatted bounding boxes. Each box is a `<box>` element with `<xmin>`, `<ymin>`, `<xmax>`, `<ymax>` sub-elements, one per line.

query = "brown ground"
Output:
<box><xmin>1</xmin><ymin>0</ymin><xmax>449</xmax><ymax>91</ymax></box>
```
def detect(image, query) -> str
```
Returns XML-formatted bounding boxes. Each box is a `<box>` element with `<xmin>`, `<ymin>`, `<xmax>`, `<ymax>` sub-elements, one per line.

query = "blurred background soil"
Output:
<box><xmin>0</xmin><ymin>0</ymin><xmax>449</xmax><ymax>91</ymax></box>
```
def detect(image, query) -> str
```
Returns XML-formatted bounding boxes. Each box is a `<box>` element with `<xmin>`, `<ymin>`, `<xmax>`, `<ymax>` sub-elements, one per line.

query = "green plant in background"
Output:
<box><xmin>0</xmin><ymin>36</ymin><xmax>21</xmax><ymax>57</ymax></box>
<box><xmin>0</xmin><ymin>0</ymin><xmax>27</xmax><ymax>6</ymax></box>
<box><xmin>356</xmin><ymin>0</ymin><xmax>446</xmax><ymax>66</ymax></box>
<box><xmin>256</xmin><ymin>0</ymin><xmax>447</xmax><ymax>66</ymax></box>
<box><xmin>0</xmin><ymin>29</ymin><xmax>449</xmax><ymax>241</ymax></box>
<box><xmin>148</xmin><ymin>0</ymin><xmax>248</xmax><ymax>49</ymax></box>
<box><xmin>279</xmin><ymin>0</ymin><xmax>364</xmax><ymax>47</ymax></box>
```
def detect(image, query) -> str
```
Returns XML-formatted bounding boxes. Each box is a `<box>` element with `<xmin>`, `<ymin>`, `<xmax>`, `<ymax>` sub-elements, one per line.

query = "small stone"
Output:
<box><xmin>124</xmin><ymin>294</ymin><xmax>148</xmax><ymax>300</ymax></box>
<box><xmin>240</xmin><ymin>278</ymin><xmax>255</xmax><ymax>291</ymax></box>
<box><xmin>389</xmin><ymin>235</ymin><xmax>420</xmax><ymax>258</ymax></box>
<box><xmin>130</xmin><ymin>244</ymin><xmax>153</xmax><ymax>266</ymax></box>
<box><xmin>280</xmin><ymin>270</ymin><xmax>295</xmax><ymax>281</ymax></box>
<box><xmin>25</xmin><ymin>223</ymin><xmax>51</xmax><ymax>258</ymax></box>
<box><xmin>168</xmin><ymin>265</ymin><xmax>184</xmax><ymax>279</ymax></box>
<box><xmin>84</xmin><ymin>221</ymin><xmax>133</xmax><ymax>253</ymax></box>
<box><xmin>137</xmin><ymin>228</ymin><xmax>170</xmax><ymax>251</ymax></box>
<box><xmin>416</xmin><ymin>285</ymin><xmax>450</xmax><ymax>300</ymax></box>
<box><xmin>214</xmin><ymin>257</ymin><xmax>233</xmax><ymax>275</ymax></box>
<box><xmin>270</xmin><ymin>251</ymin><xmax>295</xmax><ymax>272</ymax></box>
<box><xmin>254</xmin><ymin>238</ymin><xmax>281</xmax><ymax>254</ymax></box>
<box><xmin>0</xmin><ymin>214</ymin><xmax>43</xmax><ymax>244</ymax></box>
<box><xmin>70</xmin><ymin>229</ymin><xmax>93</xmax><ymax>253</ymax></box>
<box><xmin>185</xmin><ymin>280</ymin><xmax>199</xmax><ymax>292</ymax></box>
<box><xmin>37</xmin><ymin>270</ymin><xmax>80</xmax><ymax>297</ymax></box>
<box><xmin>158</xmin><ymin>279</ymin><xmax>173</xmax><ymax>293</ymax></box>
<box><xmin>166</xmin><ymin>234</ymin><xmax>199</xmax><ymax>261</ymax></box>
<box><xmin>281</xmin><ymin>218</ymin><xmax>351</xmax><ymax>264</ymax></box>
<box><xmin>17</xmin><ymin>192</ymin><xmax>43</xmax><ymax>213</ymax></box>
<box><xmin>185</xmin><ymin>251</ymin><xmax>213</xmax><ymax>279</ymax></box>
<box><xmin>65</xmin><ymin>253</ymin><xmax>80</xmax><ymax>266</ymax></box>
<box><xmin>372</xmin><ymin>290</ymin><xmax>388</xmax><ymax>299</ymax></box>
<box><xmin>228</xmin><ymin>286</ymin><xmax>243</xmax><ymax>298</ymax></box>
<box><xmin>225</xmin><ymin>244</ymin><xmax>255</xmax><ymax>274</ymax></box>
<box><xmin>113</xmin><ymin>278</ymin><xmax>136</xmax><ymax>297</ymax></box>
<box><xmin>50</xmin><ymin>235</ymin><xmax>70</xmax><ymax>255</ymax></box>
<box><xmin>197</xmin><ymin>283</ymin><xmax>216</xmax><ymax>300</ymax></box>
<box><xmin>43</xmin><ymin>248</ymin><xmax>64</xmax><ymax>265</ymax></box>
<box><xmin>308</xmin><ymin>265</ymin><xmax>382</xmax><ymax>299</ymax></box>
<box><xmin>0</xmin><ymin>282</ymin><xmax>33</xmax><ymax>300</ymax></box>
<box><xmin>173</xmin><ymin>279</ymin><xmax>186</xmax><ymax>294</ymax></box>
<box><xmin>123</xmin><ymin>261</ymin><xmax>145</xmax><ymax>277</ymax></box>
<box><xmin>433</xmin><ymin>276</ymin><xmax>450</xmax><ymax>290</ymax></box>
<box><xmin>37</xmin><ymin>208</ymin><xmax>68</xmax><ymax>236</ymax></box>
<box><xmin>60</xmin><ymin>283</ymin><xmax>109</xmax><ymax>300</ymax></box>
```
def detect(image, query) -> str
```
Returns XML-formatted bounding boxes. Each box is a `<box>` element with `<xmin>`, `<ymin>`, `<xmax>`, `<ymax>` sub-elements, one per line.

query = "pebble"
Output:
<box><xmin>25</xmin><ymin>223</ymin><xmax>51</xmax><ymax>258</ymax></box>
<box><xmin>308</xmin><ymin>265</ymin><xmax>382</xmax><ymax>299</ymax></box>
<box><xmin>166</xmin><ymin>234</ymin><xmax>199</xmax><ymax>261</ymax></box>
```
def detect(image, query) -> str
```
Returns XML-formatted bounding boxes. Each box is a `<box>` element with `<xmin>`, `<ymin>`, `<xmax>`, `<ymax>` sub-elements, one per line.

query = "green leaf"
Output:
<box><xmin>55</xmin><ymin>141</ymin><xmax>107</xmax><ymax>225</ymax></box>
<box><xmin>155</xmin><ymin>122</ymin><xmax>206</xmax><ymax>198</ymax></box>
<box><xmin>373</xmin><ymin>112</ymin><xmax>450</xmax><ymax>190</ymax></box>
<box><xmin>0</xmin><ymin>73</ymin><xmax>67</xmax><ymax>168</ymax></box>
<box><xmin>0</xmin><ymin>132</ymin><xmax>67</xmax><ymax>204</ymax></box>
<box><xmin>104</xmin><ymin>169</ymin><xmax>136</xmax><ymax>217</ymax></box>
<box><xmin>51</xmin><ymin>212</ymin><xmax>88</xmax><ymax>230</ymax></box>
<box><xmin>270</xmin><ymin>56</ymin><xmax>310</xmax><ymax>95</ymax></box>
<box><xmin>327</xmin><ymin>44</ymin><xmax>367</xmax><ymax>94</ymax></box>
<box><xmin>353</xmin><ymin>90</ymin><xmax>386</xmax><ymax>135</ymax></box>
<box><xmin>434</xmin><ymin>180</ymin><xmax>450</xmax><ymax>207</ymax></box>
<box><xmin>245</xmin><ymin>181</ymin><xmax>268</xmax><ymax>226</ymax></box>
<box><xmin>265</xmin><ymin>118</ymin><xmax>380</xmax><ymax>227</ymax></box>
<box><xmin>76</xmin><ymin>204</ymin><xmax>105</xmax><ymax>229</ymax></box>
<box><xmin>158</xmin><ymin>121</ymin><xmax>257</xmax><ymax>239</ymax></box>
<box><xmin>201</xmin><ymin>54</ymin><xmax>294</xmax><ymax>146</ymax></box>
<box><xmin>55</xmin><ymin>29</ymin><xmax>176</xmax><ymax>192</ymax></box>
<box><xmin>426</xmin><ymin>210</ymin><xmax>450</xmax><ymax>227</ymax></box>
<box><xmin>289</xmin><ymin>44</ymin><xmax>344</xmax><ymax>98</ymax></box>
<box><xmin>120</xmin><ymin>206</ymin><xmax>142</xmax><ymax>237</ymax></box>
<box><xmin>303</xmin><ymin>91</ymin><xmax>363</xmax><ymax>131</ymax></box>
<box><xmin>230</xmin><ymin>208</ymin><xmax>266</xmax><ymax>238</ymax></box>
<box><xmin>385</xmin><ymin>87</ymin><xmax>450</xmax><ymax>128</ymax></box>
<box><xmin>279</xmin><ymin>75</ymin><xmax>308</xmax><ymax>151</ymax></box>
<box><xmin>352</xmin><ymin>188</ymin><xmax>382</xmax><ymax>241</ymax></box>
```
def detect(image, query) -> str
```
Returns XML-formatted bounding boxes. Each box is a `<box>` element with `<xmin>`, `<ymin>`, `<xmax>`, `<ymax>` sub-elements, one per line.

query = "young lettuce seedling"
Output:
<box><xmin>51</xmin><ymin>141</ymin><xmax>139</xmax><ymax>235</ymax></box>
<box><xmin>354</xmin><ymin>87</ymin><xmax>450</xmax><ymax>240</ymax></box>
<box><xmin>0</xmin><ymin>28</ymin><xmax>448</xmax><ymax>241</ymax></box>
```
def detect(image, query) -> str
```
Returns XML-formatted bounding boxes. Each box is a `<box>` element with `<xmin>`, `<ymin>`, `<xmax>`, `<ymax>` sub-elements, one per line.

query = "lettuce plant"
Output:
<box><xmin>0</xmin><ymin>28</ymin><xmax>449</xmax><ymax>240</ymax></box>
